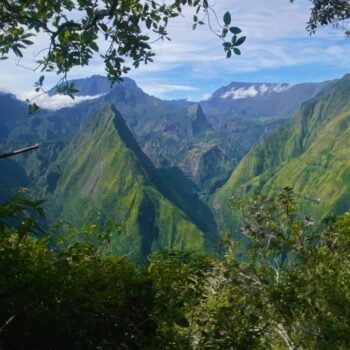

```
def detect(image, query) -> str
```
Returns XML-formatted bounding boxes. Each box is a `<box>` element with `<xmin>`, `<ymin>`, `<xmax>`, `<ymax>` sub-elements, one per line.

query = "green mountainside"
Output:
<box><xmin>45</xmin><ymin>104</ymin><xmax>216</xmax><ymax>259</ymax></box>
<box><xmin>0</xmin><ymin>75</ymin><xmax>344</xmax><ymax>255</ymax></box>
<box><xmin>0</xmin><ymin>76</ymin><xmax>334</xmax><ymax>203</ymax></box>
<box><xmin>42</xmin><ymin>76</ymin><xmax>335</xmax><ymax>198</ymax></box>
<box><xmin>214</xmin><ymin>74</ymin><xmax>350</xmax><ymax>231</ymax></box>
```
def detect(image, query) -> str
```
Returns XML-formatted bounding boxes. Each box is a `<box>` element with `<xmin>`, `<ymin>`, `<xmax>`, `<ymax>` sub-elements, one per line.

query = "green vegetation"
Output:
<box><xmin>0</xmin><ymin>76</ymin><xmax>334</xmax><ymax>205</ymax></box>
<box><xmin>291</xmin><ymin>0</ymin><xmax>350</xmax><ymax>37</ymax></box>
<box><xmin>0</xmin><ymin>194</ymin><xmax>157</xmax><ymax>349</ymax></box>
<box><xmin>214</xmin><ymin>74</ymin><xmax>350</xmax><ymax>232</ymax></box>
<box><xmin>2</xmin><ymin>1</ymin><xmax>350</xmax><ymax>347</ymax></box>
<box><xmin>45</xmin><ymin>103</ymin><xmax>215</xmax><ymax>260</ymax></box>
<box><xmin>1</xmin><ymin>188</ymin><xmax>350</xmax><ymax>349</ymax></box>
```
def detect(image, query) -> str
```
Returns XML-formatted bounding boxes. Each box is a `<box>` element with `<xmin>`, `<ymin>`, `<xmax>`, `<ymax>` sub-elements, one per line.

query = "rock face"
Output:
<box><xmin>192</xmin><ymin>105</ymin><xmax>211</xmax><ymax>135</ymax></box>
<box><xmin>49</xmin><ymin>74</ymin><xmax>113</xmax><ymax>96</ymax></box>
<box><xmin>214</xmin><ymin>74</ymin><xmax>350</xmax><ymax>233</ymax></box>
<box><xmin>183</xmin><ymin>143</ymin><xmax>234</xmax><ymax>194</ymax></box>
<box><xmin>47</xmin><ymin>103</ymin><xmax>217</xmax><ymax>259</ymax></box>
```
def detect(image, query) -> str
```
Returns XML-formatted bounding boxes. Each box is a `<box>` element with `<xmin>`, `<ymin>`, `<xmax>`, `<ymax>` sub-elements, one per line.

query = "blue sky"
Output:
<box><xmin>1</xmin><ymin>0</ymin><xmax>350</xmax><ymax>105</ymax></box>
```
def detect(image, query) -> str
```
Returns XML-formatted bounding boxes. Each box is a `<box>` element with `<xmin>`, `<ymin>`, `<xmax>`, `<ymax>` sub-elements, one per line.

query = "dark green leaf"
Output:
<box><xmin>235</xmin><ymin>36</ymin><xmax>246</xmax><ymax>46</ymax></box>
<box><xmin>229</xmin><ymin>26</ymin><xmax>241</xmax><ymax>34</ymax></box>
<box><xmin>223</xmin><ymin>11</ymin><xmax>231</xmax><ymax>26</ymax></box>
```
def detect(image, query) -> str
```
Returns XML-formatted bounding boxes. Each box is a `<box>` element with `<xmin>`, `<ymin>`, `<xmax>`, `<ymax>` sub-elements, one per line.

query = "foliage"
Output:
<box><xmin>291</xmin><ymin>0</ymin><xmax>350</xmax><ymax>37</ymax></box>
<box><xmin>185</xmin><ymin>188</ymin><xmax>350</xmax><ymax>349</ymax></box>
<box><xmin>148</xmin><ymin>250</ymin><xmax>214</xmax><ymax>348</ymax></box>
<box><xmin>0</xmin><ymin>193</ymin><xmax>157</xmax><ymax>349</ymax></box>
<box><xmin>0</xmin><ymin>189</ymin><xmax>45</xmax><ymax>240</ymax></box>
<box><xmin>0</xmin><ymin>0</ymin><xmax>244</xmax><ymax>109</ymax></box>
<box><xmin>1</xmin><ymin>189</ymin><xmax>350</xmax><ymax>349</ymax></box>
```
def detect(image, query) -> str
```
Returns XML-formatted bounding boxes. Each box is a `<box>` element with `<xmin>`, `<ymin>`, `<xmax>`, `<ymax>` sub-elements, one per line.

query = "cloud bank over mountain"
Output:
<box><xmin>16</xmin><ymin>91</ymin><xmax>103</xmax><ymax>111</ymax></box>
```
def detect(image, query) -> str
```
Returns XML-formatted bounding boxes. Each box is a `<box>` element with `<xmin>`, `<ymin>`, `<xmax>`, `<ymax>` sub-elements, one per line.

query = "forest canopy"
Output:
<box><xmin>1</xmin><ymin>189</ymin><xmax>350</xmax><ymax>348</ymax></box>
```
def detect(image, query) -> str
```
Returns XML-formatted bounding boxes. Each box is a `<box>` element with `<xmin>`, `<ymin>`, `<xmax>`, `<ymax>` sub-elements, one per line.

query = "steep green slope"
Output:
<box><xmin>0</xmin><ymin>158</ymin><xmax>29</xmax><ymax>202</ymax></box>
<box><xmin>1</xmin><ymin>76</ymin><xmax>334</xmax><ymax>202</ymax></box>
<box><xmin>214</xmin><ymin>74</ymin><xmax>350</xmax><ymax>231</ymax></box>
<box><xmin>48</xmin><ymin>76</ymin><xmax>334</xmax><ymax>197</ymax></box>
<box><xmin>47</xmin><ymin>104</ymin><xmax>214</xmax><ymax>259</ymax></box>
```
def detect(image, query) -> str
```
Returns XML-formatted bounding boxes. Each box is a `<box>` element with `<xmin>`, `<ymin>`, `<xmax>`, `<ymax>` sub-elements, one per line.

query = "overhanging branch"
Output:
<box><xmin>0</xmin><ymin>144</ymin><xmax>40</xmax><ymax>159</ymax></box>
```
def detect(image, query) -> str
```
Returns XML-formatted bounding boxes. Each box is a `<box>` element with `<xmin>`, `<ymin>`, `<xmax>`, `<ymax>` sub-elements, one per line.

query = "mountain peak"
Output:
<box><xmin>192</xmin><ymin>104</ymin><xmax>211</xmax><ymax>134</ymax></box>
<box><xmin>48</xmin><ymin>103</ymin><xmax>211</xmax><ymax>259</ymax></box>
<box><xmin>203</xmin><ymin>79</ymin><xmax>336</xmax><ymax>121</ymax></box>
<box><xmin>49</xmin><ymin>75</ymin><xmax>139</xmax><ymax>97</ymax></box>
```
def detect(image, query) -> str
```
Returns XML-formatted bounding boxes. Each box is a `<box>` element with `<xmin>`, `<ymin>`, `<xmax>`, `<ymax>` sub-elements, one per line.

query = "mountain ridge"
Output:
<box><xmin>45</xmin><ymin>103</ymin><xmax>217</xmax><ymax>259</ymax></box>
<box><xmin>213</xmin><ymin>73</ymin><xmax>350</xmax><ymax>232</ymax></box>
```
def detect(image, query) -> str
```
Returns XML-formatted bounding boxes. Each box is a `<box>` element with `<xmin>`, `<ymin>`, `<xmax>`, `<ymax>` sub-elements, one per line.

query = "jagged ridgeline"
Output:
<box><xmin>0</xmin><ymin>74</ymin><xmax>344</xmax><ymax>258</ymax></box>
<box><xmin>46</xmin><ymin>104</ymin><xmax>217</xmax><ymax>259</ymax></box>
<box><xmin>214</xmin><ymin>74</ymin><xmax>350</xmax><ymax>231</ymax></box>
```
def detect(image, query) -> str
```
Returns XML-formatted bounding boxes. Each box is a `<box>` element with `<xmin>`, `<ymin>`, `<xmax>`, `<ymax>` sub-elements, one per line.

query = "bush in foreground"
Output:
<box><xmin>0</xmin><ymin>189</ymin><xmax>350</xmax><ymax>349</ymax></box>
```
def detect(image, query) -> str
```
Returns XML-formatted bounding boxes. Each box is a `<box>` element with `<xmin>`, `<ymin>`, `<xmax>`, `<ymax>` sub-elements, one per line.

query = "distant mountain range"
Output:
<box><xmin>2</xmin><ymin>73</ymin><xmax>349</xmax><ymax>259</ymax></box>
<box><xmin>204</xmin><ymin>80</ymin><xmax>334</xmax><ymax>119</ymax></box>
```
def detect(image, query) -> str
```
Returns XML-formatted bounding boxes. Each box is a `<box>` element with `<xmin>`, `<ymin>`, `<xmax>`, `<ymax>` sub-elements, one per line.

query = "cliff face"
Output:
<box><xmin>183</xmin><ymin>143</ymin><xmax>234</xmax><ymax>194</ymax></box>
<box><xmin>192</xmin><ymin>105</ymin><xmax>211</xmax><ymax>135</ymax></box>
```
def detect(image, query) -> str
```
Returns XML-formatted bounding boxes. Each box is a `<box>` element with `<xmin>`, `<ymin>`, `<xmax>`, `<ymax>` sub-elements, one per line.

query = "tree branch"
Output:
<box><xmin>0</xmin><ymin>144</ymin><xmax>40</xmax><ymax>159</ymax></box>
<box><xmin>275</xmin><ymin>323</ymin><xmax>296</xmax><ymax>350</ymax></box>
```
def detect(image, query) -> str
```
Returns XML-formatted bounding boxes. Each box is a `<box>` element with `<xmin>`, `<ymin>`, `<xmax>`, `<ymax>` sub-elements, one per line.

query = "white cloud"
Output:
<box><xmin>126</xmin><ymin>0</ymin><xmax>350</xmax><ymax>98</ymax></box>
<box><xmin>259</xmin><ymin>84</ymin><xmax>269</xmax><ymax>94</ymax></box>
<box><xmin>202</xmin><ymin>93</ymin><xmax>212</xmax><ymax>101</ymax></box>
<box><xmin>139</xmin><ymin>83</ymin><xmax>199</xmax><ymax>97</ymax></box>
<box><xmin>16</xmin><ymin>91</ymin><xmax>103</xmax><ymax>110</ymax></box>
<box><xmin>221</xmin><ymin>82</ymin><xmax>295</xmax><ymax>100</ymax></box>
<box><xmin>222</xmin><ymin>86</ymin><xmax>259</xmax><ymax>100</ymax></box>
<box><xmin>272</xmin><ymin>84</ymin><xmax>293</xmax><ymax>93</ymax></box>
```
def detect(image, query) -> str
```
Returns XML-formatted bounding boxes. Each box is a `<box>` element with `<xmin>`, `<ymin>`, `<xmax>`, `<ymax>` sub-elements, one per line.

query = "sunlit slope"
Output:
<box><xmin>214</xmin><ymin>74</ymin><xmax>350</xmax><ymax>230</ymax></box>
<box><xmin>49</xmin><ymin>104</ymin><xmax>209</xmax><ymax>258</ymax></box>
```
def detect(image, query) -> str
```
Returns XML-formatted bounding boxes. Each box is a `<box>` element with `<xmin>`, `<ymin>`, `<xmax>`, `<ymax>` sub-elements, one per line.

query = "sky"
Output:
<box><xmin>0</xmin><ymin>0</ymin><xmax>350</xmax><ymax>104</ymax></box>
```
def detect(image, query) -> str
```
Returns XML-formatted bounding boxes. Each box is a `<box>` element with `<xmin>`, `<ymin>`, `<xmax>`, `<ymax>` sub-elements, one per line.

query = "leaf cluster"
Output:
<box><xmin>0</xmin><ymin>0</ymin><xmax>243</xmax><ymax>112</ymax></box>
<box><xmin>291</xmin><ymin>0</ymin><xmax>350</xmax><ymax>37</ymax></box>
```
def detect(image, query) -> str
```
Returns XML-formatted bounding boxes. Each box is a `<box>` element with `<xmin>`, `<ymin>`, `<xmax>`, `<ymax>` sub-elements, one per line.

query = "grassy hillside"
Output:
<box><xmin>46</xmin><ymin>104</ymin><xmax>215</xmax><ymax>259</ymax></box>
<box><xmin>214</xmin><ymin>74</ymin><xmax>350</xmax><ymax>232</ymax></box>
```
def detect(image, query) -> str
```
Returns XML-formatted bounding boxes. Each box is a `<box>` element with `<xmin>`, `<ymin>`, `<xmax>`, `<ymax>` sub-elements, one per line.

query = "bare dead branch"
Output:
<box><xmin>0</xmin><ymin>144</ymin><xmax>40</xmax><ymax>159</ymax></box>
